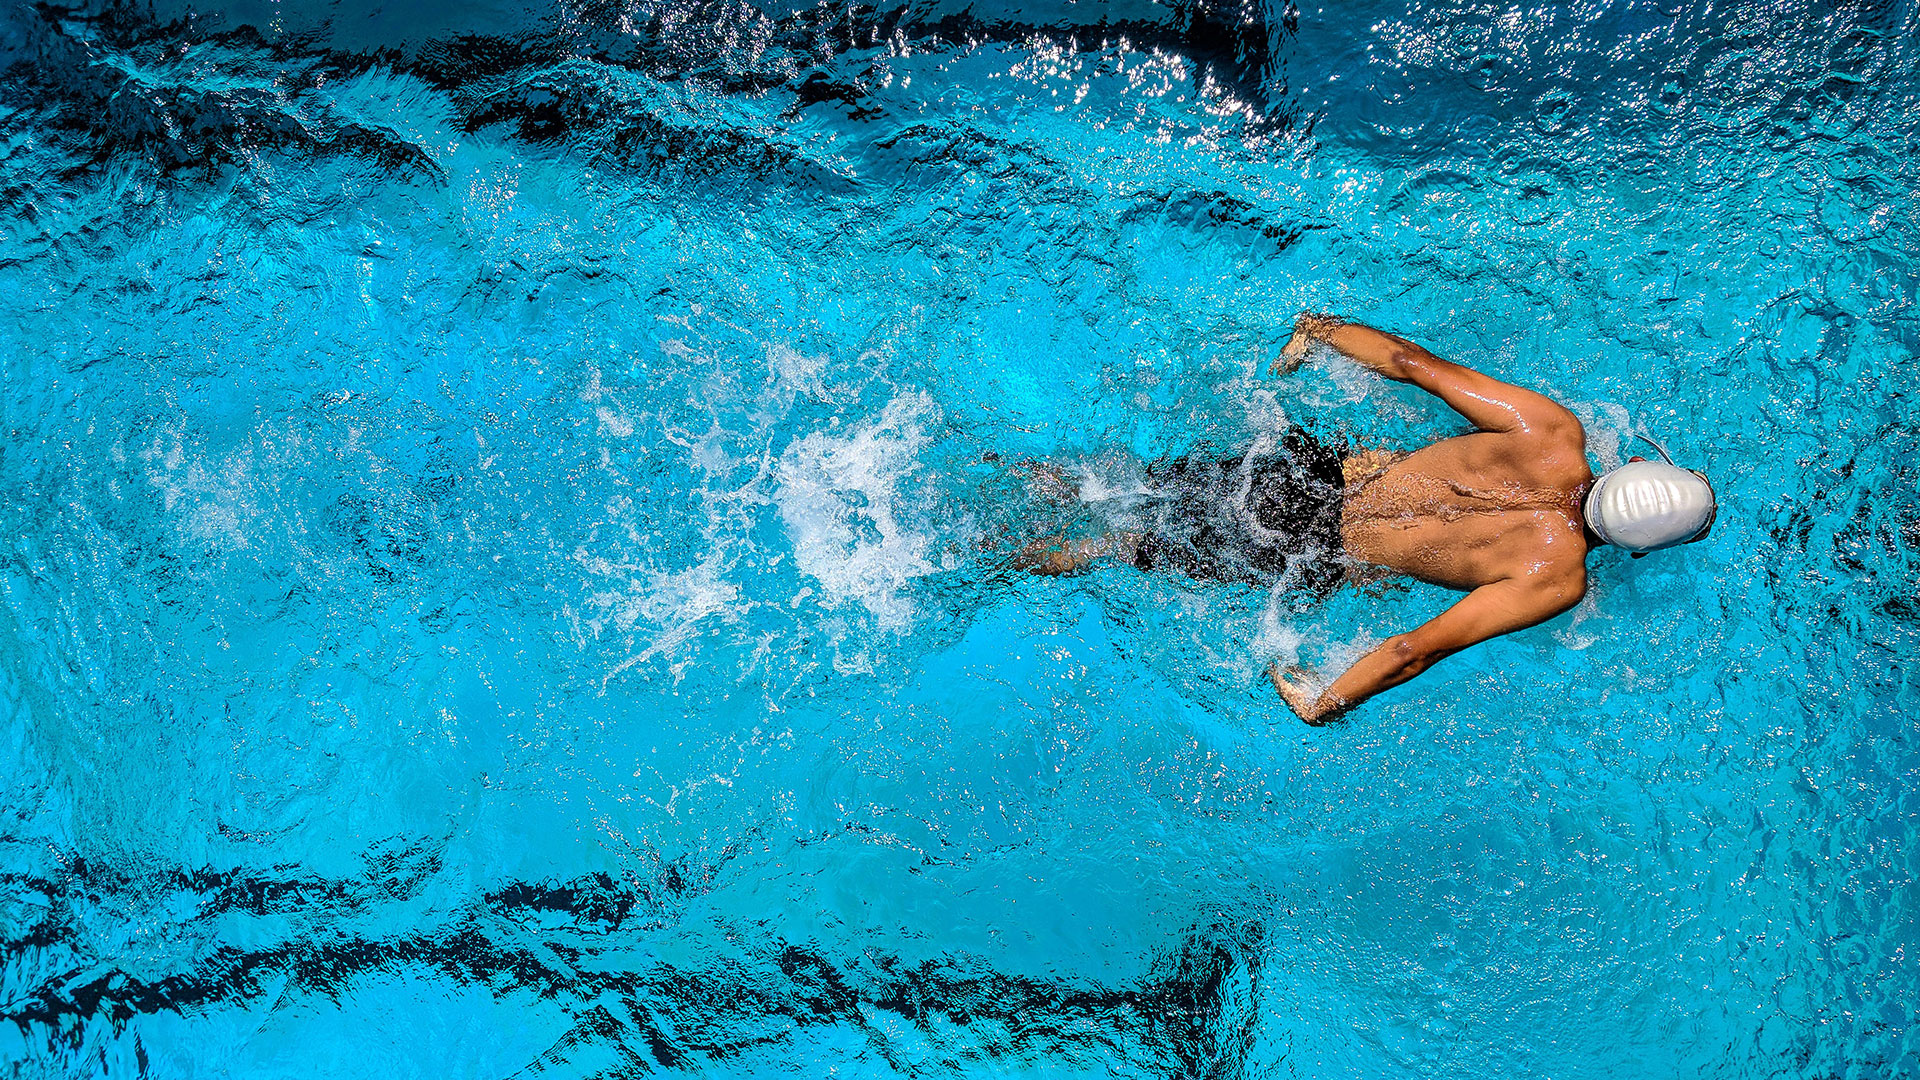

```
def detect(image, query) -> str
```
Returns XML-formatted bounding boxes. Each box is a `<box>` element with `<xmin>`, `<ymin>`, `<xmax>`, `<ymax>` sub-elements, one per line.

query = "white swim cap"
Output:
<box><xmin>1583</xmin><ymin>460</ymin><xmax>1716</xmax><ymax>552</ymax></box>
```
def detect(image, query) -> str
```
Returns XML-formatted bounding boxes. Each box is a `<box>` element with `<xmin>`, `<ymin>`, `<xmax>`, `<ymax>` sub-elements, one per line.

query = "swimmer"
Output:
<box><xmin>1014</xmin><ymin>313</ymin><xmax>1716</xmax><ymax>724</ymax></box>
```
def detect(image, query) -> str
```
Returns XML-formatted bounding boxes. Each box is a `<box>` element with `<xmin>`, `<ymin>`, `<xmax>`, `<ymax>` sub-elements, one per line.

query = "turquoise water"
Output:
<box><xmin>2</xmin><ymin>0</ymin><xmax>1916</xmax><ymax>1075</ymax></box>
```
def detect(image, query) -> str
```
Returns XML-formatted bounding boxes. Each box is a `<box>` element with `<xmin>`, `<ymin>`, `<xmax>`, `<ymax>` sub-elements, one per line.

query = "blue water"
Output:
<box><xmin>2</xmin><ymin>0</ymin><xmax>1916</xmax><ymax>1075</ymax></box>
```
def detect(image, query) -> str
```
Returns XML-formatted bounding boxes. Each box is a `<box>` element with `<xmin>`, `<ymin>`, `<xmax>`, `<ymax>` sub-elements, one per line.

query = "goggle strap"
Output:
<box><xmin>1633</xmin><ymin>430</ymin><xmax>1677</xmax><ymax>466</ymax></box>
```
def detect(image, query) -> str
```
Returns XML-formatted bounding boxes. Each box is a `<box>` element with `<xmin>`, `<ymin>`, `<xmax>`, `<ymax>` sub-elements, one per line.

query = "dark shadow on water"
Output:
<box><xmin>5</xmin><ymin>857</ymin><xmax>1268</xmax><ymax>1076</ymax></box>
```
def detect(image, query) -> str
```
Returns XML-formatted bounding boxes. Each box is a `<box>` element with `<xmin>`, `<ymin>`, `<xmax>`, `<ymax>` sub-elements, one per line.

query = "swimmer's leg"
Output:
<box><xmin>1013</xmin><ymin>532</ymin><xmax>1143</xmax><ymax>576</ymax></box>
<box><xmin>971</xmin><ymin>453</ymin><xmax>1081</xmax><ymax>556</ymax></box>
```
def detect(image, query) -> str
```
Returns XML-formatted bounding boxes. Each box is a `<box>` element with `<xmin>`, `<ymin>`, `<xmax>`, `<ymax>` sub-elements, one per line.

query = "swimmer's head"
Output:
<box><xmin>1584</xmin><ymin>447</ymin><xmax>1716</xmax><ymax>554</ymax></box>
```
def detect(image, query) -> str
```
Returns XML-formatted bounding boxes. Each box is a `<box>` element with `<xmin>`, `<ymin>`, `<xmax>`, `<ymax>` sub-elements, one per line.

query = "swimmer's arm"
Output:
<box><xmin>1270</xmin><ymin>573</ymin><xmax>1583</xmax><ymax>724</ymax></box>
<box><xmin>1283</xmin><ymin>316</ymin><xmax>1577</xmax><ymax>437</ymax></box>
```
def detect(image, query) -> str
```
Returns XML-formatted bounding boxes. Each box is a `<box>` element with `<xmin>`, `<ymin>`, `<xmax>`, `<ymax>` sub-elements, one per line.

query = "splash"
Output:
<box><xmin>773</xmin><ymin>392</ymin><xmax>939</xmax><ymax>630</ymax></box>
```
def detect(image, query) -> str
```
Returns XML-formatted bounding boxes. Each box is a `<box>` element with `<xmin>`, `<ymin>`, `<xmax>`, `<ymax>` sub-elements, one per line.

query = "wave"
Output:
<box><xmin>2</xmin><ymin>0</ymin><xmax>1302</xmax><ymax>190</ymax></box>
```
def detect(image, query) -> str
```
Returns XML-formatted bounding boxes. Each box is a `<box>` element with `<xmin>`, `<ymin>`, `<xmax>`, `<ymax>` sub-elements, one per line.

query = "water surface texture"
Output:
<box><xmin>2</xmin><ymin>0</ymin><xmax>1917</xmax><ymax>1076</ymax></box>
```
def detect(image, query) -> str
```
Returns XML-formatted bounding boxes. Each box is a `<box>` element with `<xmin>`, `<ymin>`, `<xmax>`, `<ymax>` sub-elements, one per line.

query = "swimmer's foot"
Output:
<box><xmin>972</xmin><ymin>523</ymin><xmax>1016</xmax><ymax>553</ymax></box>
<box><xmin>1013</xmin><ymin>532</ymin><xmax>1141</xmax><ymax>576</ymax></box>
<box><xmin>1013</xmin><ymin>535</ymin><xmax>1094</xmax><ymax>575</ymax></box>
<box><xmin>1015</xmin><ymin>458</ymin><xmax>1080</xmax><ymax>503</ymax></box>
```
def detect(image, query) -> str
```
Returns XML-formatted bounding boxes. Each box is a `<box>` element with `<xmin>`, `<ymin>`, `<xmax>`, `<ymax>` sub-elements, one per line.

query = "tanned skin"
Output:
<box><xmin>1266</xmin><ymin>315</ymin><xmax>1594</xmax><ymax>723</ymax></box>
<box><xmin>1011</xmin><ymin>314</ymin><xmax>1636</xmax><ymax>724</ymax></box>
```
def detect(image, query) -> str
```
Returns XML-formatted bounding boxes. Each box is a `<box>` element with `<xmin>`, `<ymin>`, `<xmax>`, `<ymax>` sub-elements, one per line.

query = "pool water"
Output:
<box><xmin>1</xmin><ymin>0</ymin><xmax>1916</xmax><ymax>1075</ymax></box>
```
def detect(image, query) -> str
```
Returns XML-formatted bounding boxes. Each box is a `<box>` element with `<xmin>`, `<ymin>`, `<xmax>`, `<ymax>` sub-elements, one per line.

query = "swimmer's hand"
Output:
<box><xmin>1268</xmin><ymin>662</ymin><xmax>1341</xmax><ymax>725</ymax></box>
<box><xmin>1271</xmin><ymin>312</ymin><xmax>1346</xmax><ymax>376</ymax></box>
<box><xmin>1271</xmin><ymin>331</ymin><xmax>1312</xmax><ymax>375</ymax></box>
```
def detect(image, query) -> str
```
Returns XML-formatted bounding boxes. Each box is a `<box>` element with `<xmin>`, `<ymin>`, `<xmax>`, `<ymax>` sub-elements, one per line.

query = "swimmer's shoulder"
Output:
<box><xmin>1499</xmin><ymin>409</ymin><xmax>1592</xmax><ymax>489</ymax></box>
<box><xmin>1505</xmin><ymin>383</ymin><xmax>1585</xmax><ymax>439</ymax></box>
<box><xmin>1511</xmin><ymin>557</ymin><xmax>1588</xmax><ymax>618</ymax></box>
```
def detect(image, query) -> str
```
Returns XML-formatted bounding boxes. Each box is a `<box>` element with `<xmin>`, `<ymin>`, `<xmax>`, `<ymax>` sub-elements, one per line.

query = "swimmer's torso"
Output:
<box><xmin>1341</xmin><ymin>430</ymin><xmax>1593</xmax><ymax>591</ymax></box>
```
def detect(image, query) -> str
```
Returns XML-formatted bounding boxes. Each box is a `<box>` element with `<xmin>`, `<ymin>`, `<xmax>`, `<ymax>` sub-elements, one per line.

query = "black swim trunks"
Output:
<box><xmin>1128</xmin><ymin>427</ymin><xmax>1347</xmax><ymax>597</ymax></box>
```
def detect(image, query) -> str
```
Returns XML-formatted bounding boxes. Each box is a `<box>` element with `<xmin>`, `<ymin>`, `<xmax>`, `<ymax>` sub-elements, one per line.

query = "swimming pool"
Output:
<box><xmin>1</xmin><ymin>0</ymin><xmax>1914</xmax><ymax>1074</ymax></box>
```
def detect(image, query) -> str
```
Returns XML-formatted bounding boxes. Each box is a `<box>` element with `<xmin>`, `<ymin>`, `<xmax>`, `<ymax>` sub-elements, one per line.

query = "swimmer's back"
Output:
<box><xmin>1342</xmin><ymin>411</ymin><xmax>1592</xmax><ymax>592</ymax></box>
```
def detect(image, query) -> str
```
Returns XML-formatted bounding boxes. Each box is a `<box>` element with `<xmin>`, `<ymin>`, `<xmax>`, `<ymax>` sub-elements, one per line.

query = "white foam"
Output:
<box><xmin>1322</xmin><ymin>630</ymin><xmax>1383</xmax><ymax>676</ymax></box>
<box><xmin>1242</xmin><ymin>386</ymin><xmax>1292</xmax><ymax>443</ymax></box>
<box><xmin>1551</xmin><ymin>585</ymin><xmax>1604</xmax><ymax>651</ymax></box>
<box><xmin>590</xmin><ymin>555</ymin><xmax>742</xmax><ymax>685</ymax></box>
<box><xmin>1070</xmin><ymin>450</ymin><xmax>1153</xmax><ymax>504</ymax></box>
<box><xmin>1255</xmin><ymin>574</ymin><xmax>1384</xmax><ymax>687</ymax></box>
<box><xmin>1307</xmin><ymin>349</ymin><xmax>1378</xmax><ymax>406</ymax></box>
<box><xmin>1287</xmin><ymin>349</ymin><xmax>1422</xmax><ymax>428</ymax></box>
<box><xmin>1569</xmin><ymin>400</ymin><xmax>1634</xmax><ymax>471</ymax></box>
<box><xmin>595</xmin><ymin>405</ymin><xmax>634</xmax><ymax>439</ymax></box>
<box><xmin>1253</xmin><ymin>600</ymin><xmax>1307</xmax><ymax>668</ymax></box>
<box><xmin>766</xmin><ymin>342</ymin><xmax>833</xmax><ymax>401</ymax></box>
<box><xmin>773</xmin><ymin>392</ymin><xmax>938</xmax><ymax>629</ymax></box>
<box><xmin>138</xmin><ymin>425</ymin><xmax>261</xmax><ymax>550</ymax></box>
